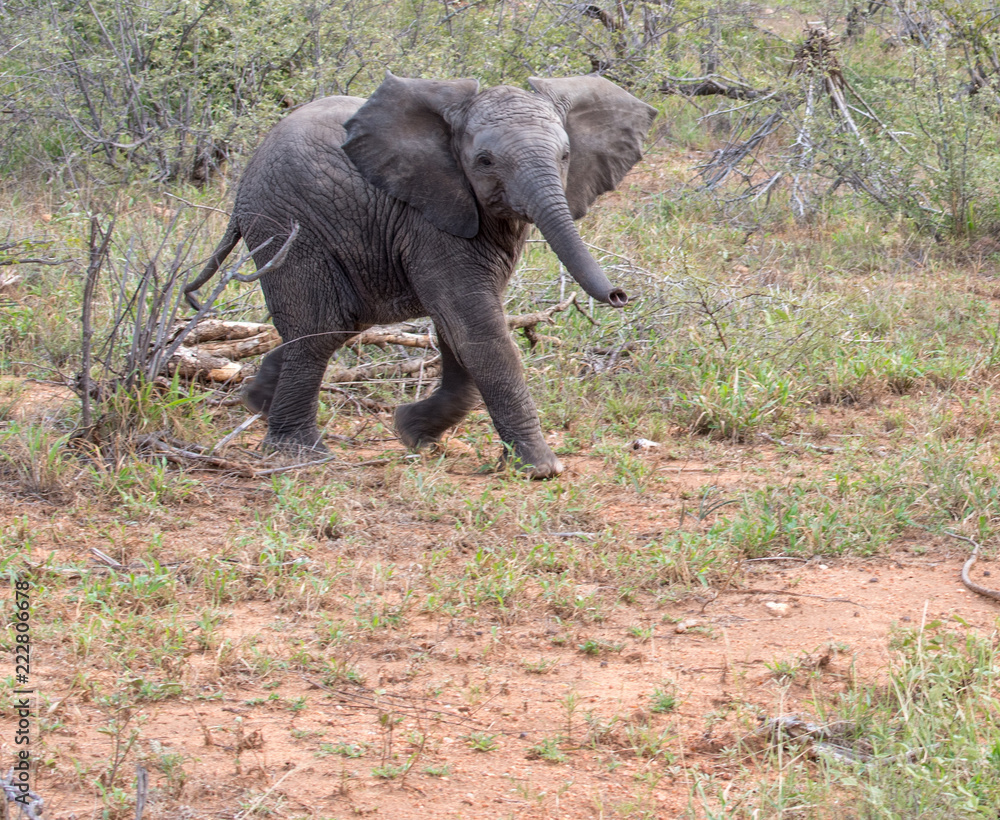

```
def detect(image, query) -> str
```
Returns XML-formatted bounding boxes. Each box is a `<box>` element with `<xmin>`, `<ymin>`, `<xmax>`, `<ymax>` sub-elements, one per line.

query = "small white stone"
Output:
<box><xmin>675</xmin><ymin>618</ymin><xmax>699</xmax><ymax>633</ymax></box>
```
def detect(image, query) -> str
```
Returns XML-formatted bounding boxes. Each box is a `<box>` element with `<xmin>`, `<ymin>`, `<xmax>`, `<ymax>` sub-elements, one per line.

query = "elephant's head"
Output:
<box><xmin>342</xmin><ymin>72</ymin><xmax>657</xmax><ymax>307</ymax></box>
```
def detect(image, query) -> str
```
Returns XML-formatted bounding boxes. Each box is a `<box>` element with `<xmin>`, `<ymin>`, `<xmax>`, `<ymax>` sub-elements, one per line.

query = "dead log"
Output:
<box><xmin>167</xmin><ymin>345</ymin><xmax>247</xmax><ymax>383</ymax></box>
<box><xmin>165</xmin><ymin>320</ymin><xmax>280</xmax><ymax>383</ymax></box>
<box><xmin>346</xmin><ymin>328</ymin><xmax>434</xmax><ymax>349</ymax></box>
<box><xmin>324</xmin><ymin>355</ymin><xmax>442</xmax><ymax>385</ymax></box>
<box><xmin>167</xmin><ymin>293</ymin><xmax>581</xmax><ymax>384</ymax></box>
<box><xmin>178</xmin><ymin>319</ymin><xmax>279</xmax><ymax>345</ymax></box>
<box><xmin>658</xmin><ymin>76</ymin><xmax>776</xmax><ymax>101</ymax></box>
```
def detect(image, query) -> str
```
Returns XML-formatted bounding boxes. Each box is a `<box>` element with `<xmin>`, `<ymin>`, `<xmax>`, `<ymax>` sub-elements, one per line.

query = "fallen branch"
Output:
<box><xmin>0</xmin><ymin>272</ymin><xmax>22</xmax><ymax>291</ymax></box>
<box><xmin>135</xmin><ymin>432</ymin><xmax>256</xmax><ymax>476</ymax></box>
<box><xmin>166</xmin><ymin>294</ymin><xmax>582</xmax><ymax>384</ymax></box>
<box><xmin>944</xmin><ymin>530</ymin><xmax>1000</xmax><ymax>604</ymax></box>
<box><xmin>508</xmin><ymin>292</ymin><xmax>578</xmax><ymax>329</ymax></box>
<box><xmin>759</xmin><ymin>432</ymin><xmax>842</xmax><ymax>455</ymax></box>
<box><xmin>131</xmin><ymin>429</ymin><xmax>396</xmax><ymax>476</ymax></box>
<box><xmin>707</xmin><ymin>587</ymin><xmax>864</xmax><ymax>606</ymax></box>
<box><xmin>0</xmin><ymin>239</ymin><xmax>68</xmax><ymax>267</ymax></box>
<box><xmin>659</xmin><ymin>75</ymin><xmax>777</xmax><ymax>101</ymax></box>
<box><xmin>209</xmin><ymin>413</ymin><xmax>263</xmax><ymax>455</ymax></box>
<box><xmin>298</xmin><ymin>674</ymin><xmax>487</xmax><ymax>731</ymax></box>
<box><xmin>757</xmin><ymin>714</ymin><xmax>870</xmax><ymax>764</ymax></box>
<box><xmin>1</xmin><ymin>767</ymin><xmax>44</xmax><ymax>819</ymax></box>
<box><xmin>89</xmin><ymin>547</ymin><xmax>125</xmax><ymax>569</ymax></box>
<box><xmin>699</xmin><ymin>106</ymin><xmax>795</xmax><ymax>190</ymax></box>
<box><xmin>319</xmin><ymin>386</ymin><xmax>392</xmax><ymax>412</ymax></box>
<box><xmin>166</xmin><ymin>344</ymin><xmax>252</xmax><ymax>383</ymax></box>
<box><xmin>232</xmin><ymin>768</ymin><xmax>297</xmax><ymax>820</ymax></box>
<box><xmin>324</xmin><ymin>355</ymin><xmax>441</xmax><ymax>385</ymax></box>
<box><xmin>251</xmin><ymin>456</ymin><xmax>391</xmax><ymax>476</ymax></box>
<box><xmin>696</xmin><ymin>26</ymin><xmax>903</xmax><ymax>206</ymax></box>
<box><xmin>178</xmin><ymin>319</ymin><xmax>278</xmax><ymax>346</ymax></box>
<box><xmin>347</xmin><ymin>328</ymin><xmax>434</xmax><ymax>349</ymax></box>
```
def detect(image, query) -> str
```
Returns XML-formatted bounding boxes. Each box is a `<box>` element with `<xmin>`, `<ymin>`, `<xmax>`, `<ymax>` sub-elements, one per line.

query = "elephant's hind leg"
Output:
<box><xmin>260</xmin><ymin>340</ymin><xmax>334</xmax><ymax>453</ymax></box>
<box><xmin>395</xmin><ymin>337</ymin><xmax>479</xmax><ymax>449</ymax></box>
<box><xmin>242</xmin><ymin>345</ymin><xmax>284</xmax><ymax>416</ymax></box>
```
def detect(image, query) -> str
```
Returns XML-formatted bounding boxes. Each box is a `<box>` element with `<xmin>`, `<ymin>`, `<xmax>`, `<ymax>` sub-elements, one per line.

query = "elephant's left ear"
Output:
<box><xmin>528</xmin><ymin>76</ymin><xmax>657</xmax><ymax>220</ymax></box>
<box><xmin>343</xmin><ymin>72</ymin><xmax>481</xmax><ymax>238</ymax></box>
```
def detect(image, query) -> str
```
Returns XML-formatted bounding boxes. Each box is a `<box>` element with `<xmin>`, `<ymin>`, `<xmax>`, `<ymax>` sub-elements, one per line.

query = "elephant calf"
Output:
<box><xmin>187</xmin><ymin>72</ymin><xmax>656</xmax><ymax>478</ymax></box>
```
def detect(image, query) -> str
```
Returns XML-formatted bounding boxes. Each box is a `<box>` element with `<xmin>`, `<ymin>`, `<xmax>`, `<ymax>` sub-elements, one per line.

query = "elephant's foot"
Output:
<box><xmin>242</xmin><ymin>376</ymin><xmax>273</xmax><ymax>416</ymax></box>
<box><xmin>261</xmin><ymin>427</ymin><xmax>329</xmax><ymax>456</ymax></box>
<box><xmin>394</xmin><ymin>403</ymin><xmax>450</xmax><ymax>451</ymax></box>
<box><xmin>500</xmin><ymin>442</ymin><xmax>564</xmax><ymax>480</ymax></box>
<box><xmin>242</xmin><ymin>347</ymin><xmax>284</xmax><ymax>416</ymax></box>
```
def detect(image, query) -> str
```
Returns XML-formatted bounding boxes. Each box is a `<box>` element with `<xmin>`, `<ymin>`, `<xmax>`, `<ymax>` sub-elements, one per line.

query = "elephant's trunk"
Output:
<box><xmin>523</xmin><ymin>180</ymin><xmax>628</xmax><ymax>308</ymax></box>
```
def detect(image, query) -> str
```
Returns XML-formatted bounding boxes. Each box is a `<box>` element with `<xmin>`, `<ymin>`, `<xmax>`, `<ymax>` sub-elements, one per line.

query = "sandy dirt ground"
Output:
<box><xmin>2</xmin><ymin>383</ymin><xmax>999</xmax><ymax>819</ymax></box>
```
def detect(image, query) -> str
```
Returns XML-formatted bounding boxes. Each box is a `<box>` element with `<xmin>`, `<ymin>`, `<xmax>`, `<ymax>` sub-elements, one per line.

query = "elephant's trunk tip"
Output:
<box><xmin>607</xmin><ymin>288</ymin><xmax>628</xmax><ymax>308</ymax></box>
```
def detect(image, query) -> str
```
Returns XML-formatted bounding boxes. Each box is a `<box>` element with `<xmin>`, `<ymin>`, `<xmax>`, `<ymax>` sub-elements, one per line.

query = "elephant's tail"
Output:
<box><xmin>184</xmin><ymin>219</ymin><xmax>242</xmax><ymax>310</ymax></box>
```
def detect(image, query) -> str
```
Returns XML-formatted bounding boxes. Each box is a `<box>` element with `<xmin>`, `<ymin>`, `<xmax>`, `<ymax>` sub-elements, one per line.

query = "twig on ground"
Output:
<box><xmin>324</xmin><ymin>355</ymin><xmax>442</xmax><ymax>385</ymax></box>
<box><xmin>708</xmin><ymin>588</ymin><xmax>865</xmax><ymax>605</ymax></box>
<box><xmin>135</xmin><ymin>432</ymin><xmax>256</xmax><ymax>476</ymax></box>
<box><xmin>759</xmin><ymin>432</ymin><xmax>842</xmax><ymax>455</ymax></box>
<box><xmin>507</xmin><ymin>293</ymin><xmax>579</xmax><ymax>329</ymax></box>
<box><xmin>233</xmin><ymin>767</ymin><xmax>297</xmax><ymax>820</ymax></box>
<box><xmin>744</xmin><ymin>556</ymin><xmax>809</xmax><ymax>563</ymax></box>
<box><xmin>209</xmin><ymin>413</ymin><xmax>263</xmax><ymax>455</ymax></box>
<box><xmin>319</xmin><ymin>386</ymin><xmax>392</xmax><ymax>413</ymax></box>
<box><xmin>514</xmin><ymin>531</ymin><xmax>595</xmax><ymax>539</ymax></box>
<box><xmin>89</xmin><ymin>548</ymin><xmax>125</xmax><ymax>570</ymax></box>
<box><xmin>944</xmin><ymin>530</ymin><xmax>1000</xmax><ymax>603</ymax></box>
<box><xmin>757</xmin><ymin>714</ymin><xmax>870</xmax><ymax>764</ymax></box>
<box><xmin>251</xmin><ymin>456</ymin><xmax>391</xmax><ymax>477</ymax></box>
<box><xmin>297</xmin><ymin>675</ymin><xmax>484</xmax><ymax>731</ymax></box>
<box><xmin>2</xmin><ymin>767</ymin><xmax>44</xmax><ymax>819</ymax></box>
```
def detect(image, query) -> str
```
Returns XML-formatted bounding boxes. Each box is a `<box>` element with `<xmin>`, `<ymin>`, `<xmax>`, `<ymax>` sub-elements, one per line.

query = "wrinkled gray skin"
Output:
<box><xmin>187</xmin><ymin>73</ymin><xmax>656</xmax><ymax>478</ymax></box>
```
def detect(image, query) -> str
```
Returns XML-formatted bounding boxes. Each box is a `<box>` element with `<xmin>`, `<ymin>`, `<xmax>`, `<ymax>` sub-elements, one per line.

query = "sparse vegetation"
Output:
<box><xmin>3</xmin><ymin>0</ymin><xmax>1000</xmax><ymax>816</ymax></box>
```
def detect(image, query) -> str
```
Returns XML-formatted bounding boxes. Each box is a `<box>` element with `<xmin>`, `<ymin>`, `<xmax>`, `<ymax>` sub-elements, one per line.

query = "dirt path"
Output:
<box><xmin>19</xmin><ymin>524</ymin><xmax>997</xmax><ymax>818</ymax></box>
<box><xmin>3</xmin><ymin>383</ymin><xmax>999</xmax><ymax>817</ymax></box>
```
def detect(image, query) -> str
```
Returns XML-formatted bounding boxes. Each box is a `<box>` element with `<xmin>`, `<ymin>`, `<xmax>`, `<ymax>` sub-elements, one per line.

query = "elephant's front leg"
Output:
<box><xmin>394</xmin><ymin>336</ymin><xmax>480</xmax><ymax>449</ymax></box>
<box><xmin>434</xmin><ymin>309</ymin><xmax>563</xmax><ymax>479</ymax></box>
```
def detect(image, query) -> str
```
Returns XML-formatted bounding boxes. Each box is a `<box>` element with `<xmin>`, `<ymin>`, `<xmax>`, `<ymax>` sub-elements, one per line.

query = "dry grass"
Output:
<box><xmin>4</xmin><ymin>31</ymin><xmax>1000</xmax><ymax>816</ymax></box>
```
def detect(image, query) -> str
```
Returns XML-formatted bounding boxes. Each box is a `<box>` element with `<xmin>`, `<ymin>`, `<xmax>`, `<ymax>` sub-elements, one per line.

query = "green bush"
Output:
<box><xmin>0</xmin><ymin>0</ymin><xmax>738</xmax><ymax>182</ymax></box>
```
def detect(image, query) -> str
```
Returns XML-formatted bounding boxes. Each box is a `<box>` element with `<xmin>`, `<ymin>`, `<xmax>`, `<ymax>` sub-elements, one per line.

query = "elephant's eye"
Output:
<box><xmin>476</xmin><ymin>153</ymin><xmax>494</xmax><ymax>168</ymax></box>
<box><xmin>561</xmin><ymin>150</ymin><xmax>570</xmax><ymax>163</ymax></box>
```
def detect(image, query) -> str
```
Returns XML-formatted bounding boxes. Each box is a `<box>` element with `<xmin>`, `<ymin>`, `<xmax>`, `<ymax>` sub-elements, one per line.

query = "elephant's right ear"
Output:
<box><xmin>528</xmin><ymin>75</ymin><xmax>657</xmax><ymax>220</ymax></box>
<box><xmin>343</xmin><ymin>72</ymin><xmax>480</xmax><ymax>238</ymax></box>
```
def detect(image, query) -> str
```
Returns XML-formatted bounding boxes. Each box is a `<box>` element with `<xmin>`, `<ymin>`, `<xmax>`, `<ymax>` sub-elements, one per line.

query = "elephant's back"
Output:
<box><xmin>231</xmin><ymin>95</ymin><xmax>422</xmax><ymax>323</ymax></box>
<box><xmin>266</xmin><ymin>95</ymin><xmax>366</xmax><ymax>144</ymax></box>
<box><xmin>245</xmin><ymin>96</ymin><xmax>365</xmax><ymax>178</ymax></box>
<box><xmin>235</xmin><ymin>94</ymin><xmax>378</xmax><ymax>230</ymax></box>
